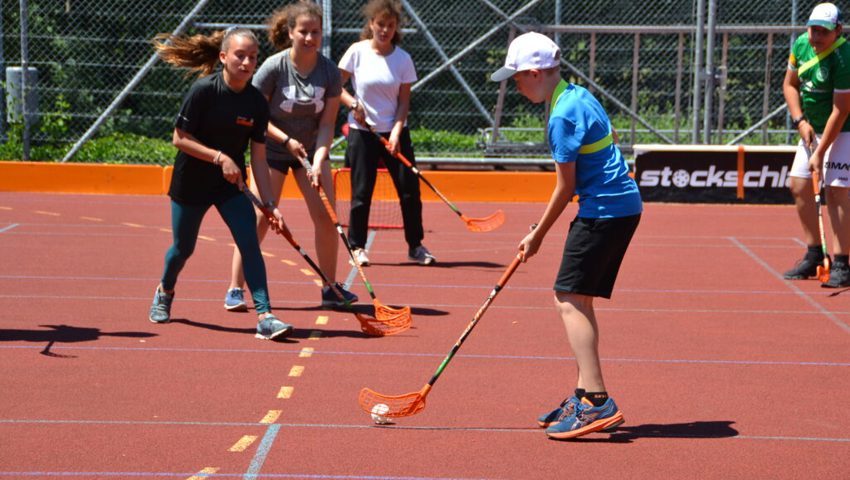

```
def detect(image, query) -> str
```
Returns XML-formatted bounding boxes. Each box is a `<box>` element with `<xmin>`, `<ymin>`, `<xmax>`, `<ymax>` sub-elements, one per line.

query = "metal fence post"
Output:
<box><xmin>321</xmin><ymin>0</ymin><xmax>332</xmax><ymax>59</ymax></box>
<box><xmin>19</xmin><ymin>0</ymin><xmax>30</xmax><ymax>160</ymax></box>
<box><xmin>0</xmin><ymin>0</ymin><xmax>4</xmax><ymax>142</ymax></box>
<box><xmin>692</xmin><ymin>0</ymin><xmax>705</xmax><ymax>144</ymax></box>
<box><xmin>703</xmin><ymin>0</ymin><xmax>716</xmax><ymax>144</ymax></box>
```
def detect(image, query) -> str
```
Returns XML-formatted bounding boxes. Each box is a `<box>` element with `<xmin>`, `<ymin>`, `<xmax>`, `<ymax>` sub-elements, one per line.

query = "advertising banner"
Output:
<box><xmin>633</xmin><ymin>144</ymin><xmax>797</xmax><ymax>204</ymax></box>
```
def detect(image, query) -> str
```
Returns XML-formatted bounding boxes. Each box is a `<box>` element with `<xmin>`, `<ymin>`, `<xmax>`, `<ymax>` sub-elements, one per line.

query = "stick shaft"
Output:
<box><xmin>242</xmin><ymin>187</ymin><xmax>350</xmax><ymax>301</ymax></box>
<box><xmin>296</xmin><ymin>157</ymin><xmax>381</xmax><ymax>300</ymax></box>
<box><xmin>365</xmin><ymin>124</ymin><xmax>464</xmax><ymax>217</ymax></box>
<box><xmin>808</xmin><ymin>147</ymin><xmax>830</xmax><ymax>262</ymax></box>
<box><xmin>425</xmin><ymin>255</ymin><xmax>522</xmax><ymax>386</ymax></box>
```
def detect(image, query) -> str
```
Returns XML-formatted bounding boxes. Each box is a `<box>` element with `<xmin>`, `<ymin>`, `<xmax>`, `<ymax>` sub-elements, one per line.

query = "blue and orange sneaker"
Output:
<box><xmin>537</xmin><ymin>396</ymin><xmax>580</xmax><ymax>428</ymax></box>
<box><xmin>321</xmin><ymin>282</ymin><xmax>359</xmax><ymax>309</ymax></box>
<box><xmin>545</xmin><ymin>397</ymin><xmax>624</xmax><ymax>440</ymax></box>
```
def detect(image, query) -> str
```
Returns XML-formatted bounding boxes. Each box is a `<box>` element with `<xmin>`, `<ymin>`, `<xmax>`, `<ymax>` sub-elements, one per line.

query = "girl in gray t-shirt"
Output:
<box><xmin>226</xmin><ymin>1</ymin><xmax>358</xmax><ymax>313</ymax></box>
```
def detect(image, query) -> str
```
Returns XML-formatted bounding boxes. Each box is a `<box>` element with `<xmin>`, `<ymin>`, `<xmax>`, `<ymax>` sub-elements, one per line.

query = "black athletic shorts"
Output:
<box><xmin>554</xmin><ymin>214</ymin><xmax>641</xmax><ymax>299</ymax></box>
<box><xmin>267</xmin><ymin>149</ymin><xmax>316</xmax><ymax>175</ymax></box>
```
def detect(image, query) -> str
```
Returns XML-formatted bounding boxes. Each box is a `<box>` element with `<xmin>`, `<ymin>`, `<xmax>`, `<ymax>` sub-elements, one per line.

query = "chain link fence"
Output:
<box><xmin>0</xmin><ymin>0</ymin><xmax>828</xmax><ymax>164</ymax></box>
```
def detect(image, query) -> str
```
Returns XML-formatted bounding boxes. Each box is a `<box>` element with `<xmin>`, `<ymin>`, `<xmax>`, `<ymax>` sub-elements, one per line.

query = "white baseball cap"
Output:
<box><xmin>808</xmin><ymin>3</ymin><xmax>841</xmax><ymax>30</ymax></box>
<box><xmin>490</xmin><ymin>32</ymin><xmax>561</xmax><ymax>82</ymax></box>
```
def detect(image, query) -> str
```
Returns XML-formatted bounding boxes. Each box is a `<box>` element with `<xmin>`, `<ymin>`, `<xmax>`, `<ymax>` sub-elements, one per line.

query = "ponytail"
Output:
<box><xmin>153</xmin><ymin>27</ymin><xmax>258</xmax><ymax>77</ymax></box>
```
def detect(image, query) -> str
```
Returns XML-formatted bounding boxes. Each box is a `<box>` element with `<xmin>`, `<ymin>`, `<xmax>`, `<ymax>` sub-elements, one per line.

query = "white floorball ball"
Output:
<box><xmin>370</xmin><ymin>403</ymin><xmax>392</xmax><ymax>424</ymax></box>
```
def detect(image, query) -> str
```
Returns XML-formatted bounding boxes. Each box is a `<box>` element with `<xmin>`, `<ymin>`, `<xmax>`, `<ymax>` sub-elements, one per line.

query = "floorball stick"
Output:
<box><xmin>358</xmin><ymin>253</ymin><xmax>523</xmax><ymax>418</ymax></box>
<box><xmin>296</xmin><ymin>157</ymin><xmax>413</xmax><ymax>329</ymax></box>
<box><xmin>361</xmin><ymin>122</ymin><xmax>505</xmax><ymax>232</ymax></box>
<box><xmin>242</xmin><ymin>186</ymin><xmax>409</xmax><ymax>336</ymax></box>
<box><xmin>805</xmin><ymin>143</ymin><xmax>831</xmax><ymax>283</ymax></box>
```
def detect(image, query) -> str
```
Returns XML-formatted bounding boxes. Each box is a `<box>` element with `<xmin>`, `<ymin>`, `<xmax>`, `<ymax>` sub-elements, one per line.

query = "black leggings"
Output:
<box><xmin>345</xmin><ymin>127</ymin><xmax>424</xmax><ymax>250</ymax></box>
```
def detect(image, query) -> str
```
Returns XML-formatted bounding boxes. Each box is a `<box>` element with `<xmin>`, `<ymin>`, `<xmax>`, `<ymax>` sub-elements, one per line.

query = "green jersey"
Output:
<box><xmin>789</xmin><ymin>33</ymin><xmax>850</xmax><ymax>132</ymax></box>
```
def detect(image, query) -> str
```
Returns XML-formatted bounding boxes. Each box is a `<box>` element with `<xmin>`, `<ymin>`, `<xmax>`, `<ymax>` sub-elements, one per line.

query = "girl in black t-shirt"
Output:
<box><xmin>148</xmin><ymin>27</ymin><xmax>292</xmax><ymax>341</ymax></box>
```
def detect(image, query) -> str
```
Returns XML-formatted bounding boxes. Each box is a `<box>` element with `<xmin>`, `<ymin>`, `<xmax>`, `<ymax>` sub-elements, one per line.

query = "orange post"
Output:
<box><xmin>736</xmin><ymin>145</ymin><xmax>745</xmax><ymax>199</ymax></box>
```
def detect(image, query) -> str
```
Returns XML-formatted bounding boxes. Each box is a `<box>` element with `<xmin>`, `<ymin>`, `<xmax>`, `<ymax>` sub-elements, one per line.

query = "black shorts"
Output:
<box><xmin>267</xmin><ymin>149</ymin><xmax>316</xmax><ymax>175</ymax></box>
<box><xmin>554</xmin><ymin>214</ymin><xmax>641</xmax><ymax>299</ymax></box>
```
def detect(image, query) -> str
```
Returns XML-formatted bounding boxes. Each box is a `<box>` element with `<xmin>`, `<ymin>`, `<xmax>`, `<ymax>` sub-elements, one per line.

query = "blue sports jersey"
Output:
<box><xmin>548</xmin><ymin>80</ymin><xmax>642</xmax><ymax>218</ymax></box>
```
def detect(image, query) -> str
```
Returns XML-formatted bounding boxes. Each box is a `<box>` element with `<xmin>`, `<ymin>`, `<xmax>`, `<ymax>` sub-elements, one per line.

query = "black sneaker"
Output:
<box><xmin>822</xmin><ymin>263</ymin><xmax>850</xmax><ymax>288</ymax></box>
<box><xmin>321</xmin><ymin>282</ymin><xmax>359</xmax><ymax>309</ymax></box>
<box><xmin>783</xmin><ymin>254</ymin><xmax>825</xmax><ymax>279</ymax></box>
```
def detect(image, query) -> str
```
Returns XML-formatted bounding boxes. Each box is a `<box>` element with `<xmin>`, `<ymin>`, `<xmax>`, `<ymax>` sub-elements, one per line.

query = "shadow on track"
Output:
<box><xmin>169</xmin><ymin>318</ymin><xmax>377</xmax><ymax>340</ymax></box>
<box><xmin>378</xmin><ymin>260</ymin><xmax>506</xmax><ymax>270</ymax></box>
<box><xmin>0</xmin><ymin>324</ymin><xmax>158</xmax><ymax>358</ymax></box>
<box><xmin>549</xmin><ymin>420</ymin><xmax>739</xmax><ymax>443</ymax></box>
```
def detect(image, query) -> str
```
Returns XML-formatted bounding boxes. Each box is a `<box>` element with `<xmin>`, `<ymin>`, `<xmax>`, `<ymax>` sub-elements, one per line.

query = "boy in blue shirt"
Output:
<box><xmin>491</xmin><ymin>32</ymin><xmax>642</xmax><ymax>440</ymax></box>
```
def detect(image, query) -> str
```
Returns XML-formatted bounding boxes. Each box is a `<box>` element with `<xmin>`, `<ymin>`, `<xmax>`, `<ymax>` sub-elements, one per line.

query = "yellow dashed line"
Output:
<box><xmin>228</xmin><ymin>242</ymin><xmax>237</xmax><ymax>247</ymax></box>
<box><xmin>0</xmin><ymin>206</ymin><xmax>11</xmax><ymax>210</ymax></box>
<box><xmin>34</xmin><ymin>210</ymin><xmax>60</xmax><ymax>216</ymax></box>
<box><xmin>288</xmin><ymin>365</ymin><xmax>305</xmax><ymax>377</ymax></box>
<box><xmin>122</xmin><ymin>222</ymin><xmax>143</xmax><ymax>228</ymax></box>
<box><xmin>299</xmin><ymin>268</ymin><xmax>315</xmax><ymax>276</ymax></box>
<box><xmin>298</xmin><ymin>347</ymin><xmax>314</xmax><ymax>358</ymax></box>
<box><xmin>186</xmin><ymin>467</ymin><xmax>219</xmax><ymax>479</ymax></box>
<box><xmin>313</xmin><ymin>279</ymin><xmax>323</xmax><ymax>287</ymax></box>
<box><xmin>198</xmin><ymin>235</ymin><xmax>215</xmax><ymax>241</ymax></box>
<box><xmin>80</xmin><ymin>216</ymin><xmax>102</xmax><ymax>222</ymax></box>
<box><xmin>308</xmin><ymin>331</ymin><xmax>322</xmax><ymax>341</ymax></box>
<box><xmin>281</xmin><ymin>259</ymin><xmax>296</xmax><ymax>266</ymax></box>
<box><xmin>262</xmin><ymin>251</ymin><xmax>275</xmax><ymax>257</ymax></box>
<box><xmin>228</xmin><ymin>435</ymin><xmax>258</xmax><ymax>452</ymax></box>
<box><xmin>260</xmin><ymin>410</ymin><xmax>281</xmax><ymax>424</ymax></box>
<box><xmin>277</xmin><ymin>386</ymin><xmax>294</xmax><ymax>399</ymax></box>
<box><xmin>315</xmin><ymin>315</ymin><xmax>328</xmax><ymax>325</ymax></box>
<box><xmin>159</xmin><ymin>228</ymin><xmax>172</xmax><ymax>233</ymax></box>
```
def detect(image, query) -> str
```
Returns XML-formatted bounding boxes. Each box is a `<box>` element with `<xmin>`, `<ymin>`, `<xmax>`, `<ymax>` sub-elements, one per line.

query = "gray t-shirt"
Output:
<box><xmin>253</xmin><ymin>49</ymin><xmax>342</xmax><ymax>162</ymax></box>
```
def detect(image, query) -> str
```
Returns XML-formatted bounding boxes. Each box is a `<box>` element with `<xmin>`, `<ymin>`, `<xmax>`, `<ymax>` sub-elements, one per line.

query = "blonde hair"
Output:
<box><xmin>360</xmin><ymin>0</ymin><xmax>404</xmax><ymax>45</ymax></box>
<box><xmin>153</xmin><ymin>27</ymin><xmax>258</xmax><ymax>77</ymax></box>
<box><xmin>267</xmin><ymin>1</ymin><xmax>324</xmax><ymax>52</ymax></box>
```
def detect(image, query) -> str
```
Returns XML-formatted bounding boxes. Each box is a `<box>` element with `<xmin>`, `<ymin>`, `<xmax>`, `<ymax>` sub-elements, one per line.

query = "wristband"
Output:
<box><xmin>350</xmin><ymin>99</ymin><xmax>359</xmax><ymax>111</ymax></box>
<box><xmin>282</xmin><ymin>136</ymin><xmax>292</xmax><ymax>146</ymax></box>
<box><xmin>264</xmin><ymin>200</ymin><xmax>277</xmax><ymax>211</ymax></box>
<box><xmin>212</xmin><ymin>150</ymin><xmax>222</xmax><ymax>166</ymax></box>
<box><xmin>791</xmin><ymin>115</ymin><xmax>806</xmax><ymax>129</ymax></box>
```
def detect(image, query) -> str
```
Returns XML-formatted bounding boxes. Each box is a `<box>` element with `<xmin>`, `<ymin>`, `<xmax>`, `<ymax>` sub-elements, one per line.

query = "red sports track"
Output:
<box><xmin>1</xmin><ymin>192</ymin><xmax>848</xmax><ymax>479</ymax></box>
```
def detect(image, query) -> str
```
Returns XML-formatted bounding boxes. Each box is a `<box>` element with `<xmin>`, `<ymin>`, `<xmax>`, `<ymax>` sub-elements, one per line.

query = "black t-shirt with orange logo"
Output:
<box><xmin>168</xmin><ymin>71</ymin><xmax>269</xmax><ymax>205</ymax></box>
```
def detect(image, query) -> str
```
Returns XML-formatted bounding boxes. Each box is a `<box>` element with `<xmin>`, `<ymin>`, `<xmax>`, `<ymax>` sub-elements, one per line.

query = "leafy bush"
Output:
<box><xmin>0</xmin><ymin>129</ymin><xmax>175</xmax><ymax>163</ymax></box>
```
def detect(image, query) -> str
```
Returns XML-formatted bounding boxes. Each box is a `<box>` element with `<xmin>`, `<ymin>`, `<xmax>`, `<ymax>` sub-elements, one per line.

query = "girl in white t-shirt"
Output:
<box><xmin>338</xmin><ymin>0</ymin><xmax>436</xmax><ymax>266</ymax></box>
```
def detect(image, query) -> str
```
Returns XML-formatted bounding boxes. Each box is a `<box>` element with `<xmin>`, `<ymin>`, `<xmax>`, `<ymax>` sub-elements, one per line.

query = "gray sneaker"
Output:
<box><xmin>255</xmin><ymin>313</ymin><xmax>293</xmax><ymax>340</ymax></box>
<box><xmin>408</xmin><ymin>245</ymin><xmax>436</xmax><ymax>265</ymax></box>
<box><xmin>224</xmin><ymin>287</ymin><xmax>248</xmax><ymax>312</ymax></box>
<box><xmin>149</xmin><ymin>288</ymin><xmax>174</xmax><ymax>324</ymax></box>
<box><xmin>822</xmin><ymin>262</ymin><xmax>850</xmax><ymax>288</ymax></box>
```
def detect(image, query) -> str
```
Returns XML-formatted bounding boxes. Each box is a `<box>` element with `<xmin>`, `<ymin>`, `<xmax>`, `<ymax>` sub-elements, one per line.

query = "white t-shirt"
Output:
<box><xmin>338</xmin><ymin>40</ymin><xmax>417</xmax><ymax>133</ymax></box>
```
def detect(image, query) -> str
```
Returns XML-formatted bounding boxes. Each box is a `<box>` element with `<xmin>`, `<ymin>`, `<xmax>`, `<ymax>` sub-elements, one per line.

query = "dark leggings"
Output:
<box><xmin>160</xmin><ymin>194</ymin><xmax>272</xmax><ymax>314</ymax></box>
<box><xmin>346</xmin><ymin>127</ymin><xmax>424</xmax><ymax>250</ymax></box>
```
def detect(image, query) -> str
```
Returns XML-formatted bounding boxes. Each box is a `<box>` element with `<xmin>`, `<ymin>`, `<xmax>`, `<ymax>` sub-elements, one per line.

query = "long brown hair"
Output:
<box><xmin>153</xmin><ymin>27</ymin><xmax>258</xmax><ymax>77</ymax></box>
<box><xmin>267</xmin><ymin>1</ymin><xmax>324</xmax><ymax>52</ymax></box>
<box><xmin>359</xmin><ymin>0</ymin><xmax>404</xmax><ymax>45</ymax></box>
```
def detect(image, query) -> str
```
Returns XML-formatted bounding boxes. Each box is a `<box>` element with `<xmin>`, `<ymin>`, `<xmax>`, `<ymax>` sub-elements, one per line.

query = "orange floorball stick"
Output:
<box><xmin>358</xmin><ymin>253</ymin><xmax>523</xmax><ymax>418</ymax></box>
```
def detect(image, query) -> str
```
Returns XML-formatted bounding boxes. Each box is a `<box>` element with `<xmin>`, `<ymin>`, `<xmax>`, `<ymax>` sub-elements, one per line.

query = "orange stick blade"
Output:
<box><xmin>817</xmin><ymin>257</ymin><xmax>832</xmax><ymax>283</ymax></box>
<box><xmin>354</xmin><ymin>303</ymin><xmax>412</xmax><ymax>336</ymax></box>
<box><xmin>461</xmin><ymin>209</ymin><xmax>505</xmax><ymax>232</ymax></box>
<box><xmin>359</xmin><ymin>385</ymin><xmax>431</xmax><ymax>418</ymax></box>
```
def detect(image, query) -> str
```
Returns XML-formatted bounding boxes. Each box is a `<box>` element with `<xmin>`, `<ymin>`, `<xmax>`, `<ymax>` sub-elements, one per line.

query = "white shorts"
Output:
<box><xmin>790</xmin><ymin>132</ymin><xmax>850</xmax><ymax>187</ymax></box>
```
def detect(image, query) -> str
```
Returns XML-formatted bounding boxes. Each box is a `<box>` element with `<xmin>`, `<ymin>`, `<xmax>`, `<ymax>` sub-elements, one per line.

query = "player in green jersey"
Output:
<box><xmin>783</xmin><ymin>2</ymin><xmax>850</xmax><ymax>288</ymax></box>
